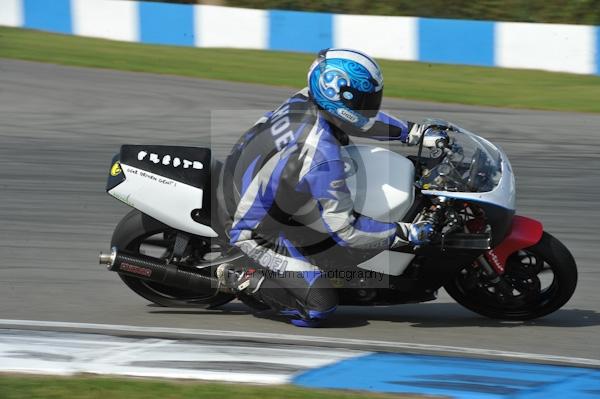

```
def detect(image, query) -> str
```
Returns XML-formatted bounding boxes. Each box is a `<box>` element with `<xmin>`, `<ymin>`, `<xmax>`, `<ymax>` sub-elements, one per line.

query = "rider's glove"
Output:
<box><xmin>391</xmin><ymin>221</ymin><xmax>435</xmax><ymax>248</ymax></box>
<box><xmin>408</xmin><ymin>221</ymin><xmax>435</xmax><ymax>246</ymax></box>
<box><xmin>408</xmin><ymin>124</ymin><xmax>449</xmax><ymax>149</ymax></box>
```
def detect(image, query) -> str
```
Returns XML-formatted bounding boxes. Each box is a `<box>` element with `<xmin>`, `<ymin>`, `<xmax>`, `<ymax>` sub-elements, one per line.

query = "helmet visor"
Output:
<box><xmin>339</xmin><ymin>85</ymin><xmax>383</xmax><ymax>118</ymax></box>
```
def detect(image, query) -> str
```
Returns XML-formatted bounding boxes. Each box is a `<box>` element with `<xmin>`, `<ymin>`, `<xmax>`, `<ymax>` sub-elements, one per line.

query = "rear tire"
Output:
<box><xmin>444</xmin><ymin>231</ymin><xmax>577</xmax><ymax>320</ymax></box>
<box><xmin>111</xmin><ymin>210</ymin><xmax>235</xmax><ymax>308</ymax></box>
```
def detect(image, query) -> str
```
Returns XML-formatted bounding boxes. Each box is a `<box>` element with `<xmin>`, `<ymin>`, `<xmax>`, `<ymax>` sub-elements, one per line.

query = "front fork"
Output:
<box><xmin>475</xmin><ymin>255</ymin><xmax>515</xmax><ymax>298</ymax></box>
<box><xmin>473</xmin><ymin>215</ymin><xmax>544</xmax><ymax>297</ymax></box>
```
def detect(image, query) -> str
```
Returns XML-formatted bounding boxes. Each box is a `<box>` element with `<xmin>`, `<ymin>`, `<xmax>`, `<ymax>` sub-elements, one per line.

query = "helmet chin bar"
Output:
<box><xmin>318</xmin><ymin>107</ymin><xmax>372</xmax><ymax>142</ymax></box>
<box><xmin>311</xmin><ymin>95</ymin><xmax>377</xmax><ymax>134</ymax></box>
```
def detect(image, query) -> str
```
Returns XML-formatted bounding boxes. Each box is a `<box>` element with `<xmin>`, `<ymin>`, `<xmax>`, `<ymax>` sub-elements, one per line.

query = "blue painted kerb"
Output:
<box><xmin>293</xmin><ymin>352</ymin><xmax>600</xmax><ymax>399</ymax></box>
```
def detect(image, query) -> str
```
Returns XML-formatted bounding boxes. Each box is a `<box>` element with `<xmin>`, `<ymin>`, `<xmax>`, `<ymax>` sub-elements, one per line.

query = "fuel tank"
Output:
<box><xmin>342</xmin><ymin>144</ymin><xmax>415</xmax><ymax>222</ymax></box>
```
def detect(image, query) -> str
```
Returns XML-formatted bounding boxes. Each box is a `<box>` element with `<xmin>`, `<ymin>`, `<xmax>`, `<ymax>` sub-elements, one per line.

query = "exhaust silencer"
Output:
<box><xmin>99</xmin><ymin>247</ymin><xmax>218</xmax><ymax>291</ymax></box>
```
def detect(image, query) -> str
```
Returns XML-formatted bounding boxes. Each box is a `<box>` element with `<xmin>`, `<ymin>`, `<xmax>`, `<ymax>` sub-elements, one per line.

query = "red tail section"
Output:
<box><xmin>485</xmin><ymin>216</ymin><xmax>543</xmax><ymax>274</ymax></box>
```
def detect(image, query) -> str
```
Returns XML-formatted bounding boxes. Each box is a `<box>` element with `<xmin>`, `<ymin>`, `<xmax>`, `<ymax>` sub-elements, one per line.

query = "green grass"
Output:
<box><xmin>0</xmin><ymin>375</ymin><xmax>429</xmax><ymax>399</ymax></box>
<box><xmin>1</xmin><ymin>26</ymin><xmax>599</xmax><ymax>113</ymax></box>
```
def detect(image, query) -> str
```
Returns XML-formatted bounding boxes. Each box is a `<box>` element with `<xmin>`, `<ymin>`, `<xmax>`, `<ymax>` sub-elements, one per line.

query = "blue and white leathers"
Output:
<box><xmin>222</xmin><ymin>89</ymin><xmax>418</xmax><ymax>325</ymax></box>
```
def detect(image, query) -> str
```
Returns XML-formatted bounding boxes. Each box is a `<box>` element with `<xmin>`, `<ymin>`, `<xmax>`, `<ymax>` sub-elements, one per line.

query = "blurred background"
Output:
<box><xmin>156</xmin><ymin>0</ymin><xmax>600</xmax><ymax>24</ymax></box>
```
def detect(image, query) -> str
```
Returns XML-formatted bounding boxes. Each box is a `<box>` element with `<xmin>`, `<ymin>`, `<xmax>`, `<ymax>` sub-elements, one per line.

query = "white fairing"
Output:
<box><xmin>342</xmin><ymin>145</ymin><xmax>415</xmax><ymax>222</ymax></box>
<box><xmin>343</xmin><ymin>145</ymin><xmax>416</xmax><ymax>275</ymax></box>
<box><xmin>293</xmin><ymin>145</ymin><xmax>416</xmax><ymax>275</ymax></box>
<box><xmin>108</xmin><ymin>164</ymin><xmax>218</xmax><ymax>237</ymax></box>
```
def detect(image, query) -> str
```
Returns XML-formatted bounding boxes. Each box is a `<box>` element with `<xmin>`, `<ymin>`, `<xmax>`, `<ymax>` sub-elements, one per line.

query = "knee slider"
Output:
<box><xmin>304</xmin><ymin>276</ymin><xmax>338</xmax><ymax>318</ymax></box>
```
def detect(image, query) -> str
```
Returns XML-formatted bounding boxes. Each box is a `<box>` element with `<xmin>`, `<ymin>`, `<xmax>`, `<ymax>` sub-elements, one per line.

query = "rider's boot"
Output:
<box><xmin>216</xmin><ymin>263</ymin><xmax>273</xmax><ymax>313</ymax></box>
<box><xmin>216</xmin><ymin>263</ymin><xmax>264</xmax><ymax>294</ymax></box>
<box><xmin>216</xmin><ymin>264</ymin><xmax>332</xmax><ymax>327</ymax></box>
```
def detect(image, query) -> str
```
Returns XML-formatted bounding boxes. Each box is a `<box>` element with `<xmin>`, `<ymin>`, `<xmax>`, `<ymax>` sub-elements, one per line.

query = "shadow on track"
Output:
<box><xmin>146</xmin><ymin>302</ymin><xmax>600</xmax><ymax>329</ymax></box>
<box><xmin>147</xmin><ymin>305</ymin><xmax>251</xmax><ymax>316</ymax></box>
<box><xmin>326</xmin><ymin>303</ymin><xmax>600</xmax><ymax>329</ymax></box>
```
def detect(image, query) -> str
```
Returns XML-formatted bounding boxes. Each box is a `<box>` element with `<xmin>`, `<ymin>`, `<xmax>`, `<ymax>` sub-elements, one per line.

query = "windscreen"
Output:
<box><xmin>418</xmin><ymin>127</ymin><xmax>502</xmax><ymax>193</ymax></box>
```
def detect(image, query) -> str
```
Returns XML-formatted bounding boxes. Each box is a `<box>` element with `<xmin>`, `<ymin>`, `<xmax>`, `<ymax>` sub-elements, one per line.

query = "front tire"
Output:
<box><xmin>110</xmin><ymin>210</ymin><xmax>235</xmax><ymax>308</ymax></box>
<box><xmin>444</xmin><ymin>232</ymin><xmax>577</xmax><ymax>320</ymax></box>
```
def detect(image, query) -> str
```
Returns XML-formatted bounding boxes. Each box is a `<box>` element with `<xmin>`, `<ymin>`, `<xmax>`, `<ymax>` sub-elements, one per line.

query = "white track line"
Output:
<box><xmin>1</xmin><ymin>319</ymin><xmax>598</xmax><ymax>367</ymax></box>
<box><xmin>0</xmin><ymin>330</ymin><xmax>361</xmax><ymax>384</ymax></box>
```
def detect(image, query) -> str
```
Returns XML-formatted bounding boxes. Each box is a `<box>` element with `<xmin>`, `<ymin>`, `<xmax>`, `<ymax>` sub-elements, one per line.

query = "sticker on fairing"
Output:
<box><xmin>110</xmin><ymin>161</ymin><xmax>122</xmax><ymax>176</ymax></box>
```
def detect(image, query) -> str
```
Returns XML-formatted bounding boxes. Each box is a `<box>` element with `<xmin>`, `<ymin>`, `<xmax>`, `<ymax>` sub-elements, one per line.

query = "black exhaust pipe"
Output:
<box><xmin>99</xmin><ymin>247</ymin><xmax>219</xmax><ymax>291</ymax></box>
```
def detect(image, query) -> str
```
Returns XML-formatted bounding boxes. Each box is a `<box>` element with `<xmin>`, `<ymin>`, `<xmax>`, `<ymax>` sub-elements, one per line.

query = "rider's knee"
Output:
<box><xmin>303</xmin><ymin>274</ymin><xmax>338</xmax><ymax>320</ymax></box>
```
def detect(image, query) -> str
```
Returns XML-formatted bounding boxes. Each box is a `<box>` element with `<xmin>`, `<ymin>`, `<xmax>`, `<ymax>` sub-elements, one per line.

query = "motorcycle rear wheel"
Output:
<box><xmin>110</xmin><ymin>209</ymin><xmax>235</xmax><ymax>308</ymax></box>
<box><xmin>444</xmin><ymin>231</ymin><xmax>577</xmax><ymax>320</ymax></box>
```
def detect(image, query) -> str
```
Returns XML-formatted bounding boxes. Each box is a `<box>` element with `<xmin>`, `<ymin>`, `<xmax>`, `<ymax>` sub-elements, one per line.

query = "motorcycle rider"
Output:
<box><xmin>218</xmin><ymin>48</ymin><xmax>441</xmax><ymax>327</ymax></box>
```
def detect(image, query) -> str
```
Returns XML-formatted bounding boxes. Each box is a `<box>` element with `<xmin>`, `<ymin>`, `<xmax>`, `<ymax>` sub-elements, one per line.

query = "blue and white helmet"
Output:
<box><xmin>308</xmin><ymin>48</ymin><xmax>384</xmax><ymax>131</ymax></box>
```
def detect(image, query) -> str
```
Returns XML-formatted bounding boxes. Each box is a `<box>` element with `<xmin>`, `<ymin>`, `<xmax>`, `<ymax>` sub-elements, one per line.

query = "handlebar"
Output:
<box><xmin>414</xmin><ymin>197</ymin><xmax>491</xmax><ymax>251</ymax></box>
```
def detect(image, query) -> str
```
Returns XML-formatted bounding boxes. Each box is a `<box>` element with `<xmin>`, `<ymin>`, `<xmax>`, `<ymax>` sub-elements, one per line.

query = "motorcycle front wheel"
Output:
<box><xmin>444</xmin><ymin>231</ymin><xmax>577</xmax><ymax>320</ymax></box>
<box><xmin>110</xmin><ymin>210</ymin><xmax>235</xmax><ymax>308</ymax></box>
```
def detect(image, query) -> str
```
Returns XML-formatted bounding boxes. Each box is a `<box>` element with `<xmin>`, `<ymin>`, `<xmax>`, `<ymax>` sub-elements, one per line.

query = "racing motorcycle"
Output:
<box><xmin>99</xmin><ymin>120</ymin><xmax>577</xmax><ymax>320</ymax></box>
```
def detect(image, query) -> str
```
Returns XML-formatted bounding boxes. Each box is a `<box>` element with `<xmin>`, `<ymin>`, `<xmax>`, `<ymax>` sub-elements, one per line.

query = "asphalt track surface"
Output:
<box><xmin>1</xmin><ymin>59</ymin><xmax>599</xmax><ymax>360</ymax></box>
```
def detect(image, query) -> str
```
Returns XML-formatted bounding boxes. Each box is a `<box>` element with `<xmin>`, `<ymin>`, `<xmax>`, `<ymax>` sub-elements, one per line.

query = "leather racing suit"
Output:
<box><xmin>222</xmin><ymin>88</ymin><xmax>420</xmax><ymax>325</ymax></box>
